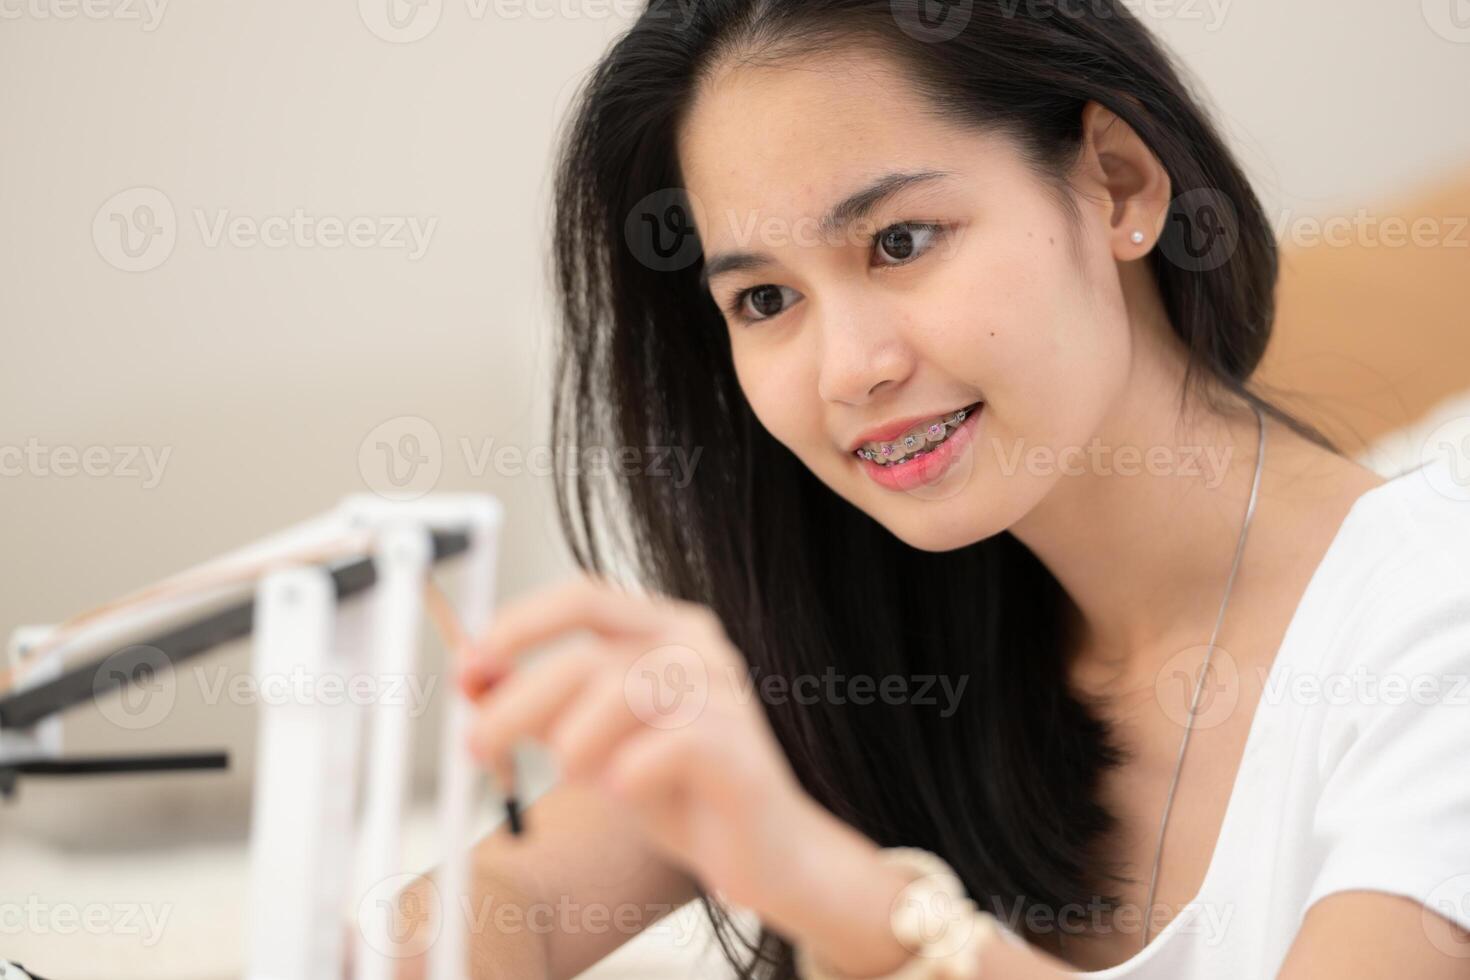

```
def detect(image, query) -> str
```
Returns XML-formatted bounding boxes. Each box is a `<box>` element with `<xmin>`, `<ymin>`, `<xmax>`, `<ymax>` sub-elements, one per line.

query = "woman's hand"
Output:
<box><xmin>457</xmin><ymin>575</ymin><xmax>918</xmax><ymax>977</ymax></box>
<box><xmin>460</xmin><ymin>574</ymin><xmax>821</xmax><ymax>912</ymax></box>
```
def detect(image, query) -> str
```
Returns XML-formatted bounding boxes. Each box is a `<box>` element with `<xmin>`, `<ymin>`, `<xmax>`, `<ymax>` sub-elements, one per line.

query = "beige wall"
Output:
<box><xmin>2</xmin><ymin>3</ymin><xmax>1468</xmax><ymax>976</ymax></box>
<box><xmin>2</xmin><ymin>0</ymin><xmax>1468</xmax><ymax>837</ymax></box>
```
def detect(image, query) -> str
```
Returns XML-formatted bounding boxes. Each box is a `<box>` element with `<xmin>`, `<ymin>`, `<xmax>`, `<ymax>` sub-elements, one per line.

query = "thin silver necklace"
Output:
<box><xmin>1139</xmin><ymin>403</ymin><xmax>1266</xmax><ymax>949</ymax></box>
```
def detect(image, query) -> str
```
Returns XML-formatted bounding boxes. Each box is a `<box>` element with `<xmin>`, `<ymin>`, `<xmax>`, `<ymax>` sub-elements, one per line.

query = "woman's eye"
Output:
<box><xmin>723</xmin><ymin>223</ymin><xmax>944</xmax><ymax>325</ymax></box>
<box><xmin>729</xmin><ymin>283</ymin><xmax>799</xmax><ymax>323</ymax></box>
<box><xmin>874</xmin><ymin>222</ymin><xmax>942</xmax><ymax>265</ymax></box>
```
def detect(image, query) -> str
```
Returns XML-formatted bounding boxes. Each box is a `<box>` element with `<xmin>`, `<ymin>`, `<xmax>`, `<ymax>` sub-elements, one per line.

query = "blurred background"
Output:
<box><xmin>1</xmin><ymin>1</ymin><xmax>1467</xmax><ymax>976</ymax></box>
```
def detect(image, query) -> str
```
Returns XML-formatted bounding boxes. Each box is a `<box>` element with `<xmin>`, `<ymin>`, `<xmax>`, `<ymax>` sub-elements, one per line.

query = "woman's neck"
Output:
<box><xmin>1005</xmin><ymin>316</ymin><xmax>1376</xmax><ymax>687</ymax></box>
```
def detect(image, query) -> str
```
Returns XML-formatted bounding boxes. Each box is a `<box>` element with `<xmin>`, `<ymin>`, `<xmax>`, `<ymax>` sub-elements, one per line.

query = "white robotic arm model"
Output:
<box><xmin>0</xmin><ymin>493</ymin><xmax>503</xmax><ymax>980</ymax></box>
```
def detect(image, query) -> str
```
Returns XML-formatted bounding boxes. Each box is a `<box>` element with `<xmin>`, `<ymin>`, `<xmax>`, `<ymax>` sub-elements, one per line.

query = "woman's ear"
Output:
<box><xmin>1072</xmin><ymin>100</ymin><xmax>1172</xmax><ymax>258</ymax></box>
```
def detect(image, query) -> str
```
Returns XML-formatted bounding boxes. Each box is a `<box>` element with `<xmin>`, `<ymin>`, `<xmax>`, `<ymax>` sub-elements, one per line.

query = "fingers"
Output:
<box><xmin>461</xmin><ymin>577</ymin><xmax>737</xmax><ymax>829</ymax></box>
<box><xmin>544</xmin><ymin>665</ymin><xmax>647</xmax><ymax>781</ymax></box>
<box><xmin>465</xmin><ymin>633</ymin><xmax>708</xmax><ymax>804</ymax></box>
<box><xmin>466</xmin><ymin>645</ymin><xmax>601</xmax><ymax>770</ymax></box>
<box><xmin>602</xmin><ymin>727</ymin><xmax>707</xmax><ymax>819</ymax></box>
<box><xmin>459</xmin><ymin>576</ymin><xmax>666</xmax><ymax>696</ymax></box>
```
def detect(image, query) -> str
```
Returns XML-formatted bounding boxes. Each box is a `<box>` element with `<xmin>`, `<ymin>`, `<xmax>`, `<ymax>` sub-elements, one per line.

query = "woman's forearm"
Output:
<box><xmin>387</xmin><ymin>866</ymin><xmax>553</xmax><ymax>980</ymax></box>
<box><xmin>386</xmin><ymin>803</ymin><xmax>1077</xmax><ymax>980</ymax></box>
<box><xmin>760</xmin><ymin>798</ymin><xmax>923</xmax><ymax>977</ymax></box>
<box><xmin>761</xmin><ymin>800</ymin><xmax>1075</xmax><ymax>980</ymax></box>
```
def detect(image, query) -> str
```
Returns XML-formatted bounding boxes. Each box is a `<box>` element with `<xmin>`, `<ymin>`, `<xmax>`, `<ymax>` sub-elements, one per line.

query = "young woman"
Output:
<box><xmin>421</xmin><ymin>2</ymin><xmax>1470</xmax><ymax>978</ymax></box>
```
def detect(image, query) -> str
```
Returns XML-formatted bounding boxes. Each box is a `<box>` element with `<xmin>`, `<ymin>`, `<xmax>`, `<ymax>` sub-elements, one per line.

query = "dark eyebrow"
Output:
<box><xmin>698</xmin><ymin>169</ymin><xmax>954</xmax><ymax>290</ymax></box>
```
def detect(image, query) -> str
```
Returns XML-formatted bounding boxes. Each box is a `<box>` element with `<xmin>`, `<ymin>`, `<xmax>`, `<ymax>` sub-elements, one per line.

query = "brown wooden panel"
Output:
<box><xmin>1256</xmin><ymin>164</ymin><xmax>1470</xmax><ymax>454</ymax></box>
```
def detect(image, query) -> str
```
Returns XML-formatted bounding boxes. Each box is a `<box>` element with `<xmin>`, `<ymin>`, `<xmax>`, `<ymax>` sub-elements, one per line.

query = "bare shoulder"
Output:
<box><xmin>1264</xmin><ymin>415</ymin><xmax>1387</xmax><ymax>508</ymax></box>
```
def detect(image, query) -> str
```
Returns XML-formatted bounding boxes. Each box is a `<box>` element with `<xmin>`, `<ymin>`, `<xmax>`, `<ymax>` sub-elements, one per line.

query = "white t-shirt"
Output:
<box><xmin>1044</xmin><ymin>453</ymin><xmax>1470</xmax><ymax>978</ymax></box>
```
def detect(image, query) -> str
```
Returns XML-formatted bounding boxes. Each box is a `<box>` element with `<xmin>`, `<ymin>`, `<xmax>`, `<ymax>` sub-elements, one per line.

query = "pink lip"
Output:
<box><xmin>847</xmin><ymin>402</ymin><xmax>980</xmax><ymax>454</ymax></box>
<box><xmin>857</xmin><ymin>404</ymin><xmax>982</xmax><ymax>492</ymax></box>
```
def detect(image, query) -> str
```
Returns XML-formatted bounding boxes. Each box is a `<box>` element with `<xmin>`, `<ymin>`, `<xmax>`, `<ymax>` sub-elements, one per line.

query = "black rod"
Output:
<box><xmin>0</xmin><ymin>530</ymin><xmax>470</xmax><ymax>730</ymax></box>
<box><xmin>10</xmin><ymin>751</ymin><xmax>229</xmax><ymax>775</ymax></box>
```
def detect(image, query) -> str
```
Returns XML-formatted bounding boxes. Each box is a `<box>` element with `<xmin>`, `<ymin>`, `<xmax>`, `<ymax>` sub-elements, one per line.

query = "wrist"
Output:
<box><xmin>760</xmin><ymin>797</ymin><xmax>916</xmax><ymax>978</ymax></box>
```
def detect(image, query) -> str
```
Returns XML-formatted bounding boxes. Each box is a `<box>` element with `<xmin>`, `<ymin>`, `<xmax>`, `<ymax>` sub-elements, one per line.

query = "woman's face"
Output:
<box><xmin>677</xmin><ymin>49</ymin><xmax>1142</xmax><ymax>551</ymax></box>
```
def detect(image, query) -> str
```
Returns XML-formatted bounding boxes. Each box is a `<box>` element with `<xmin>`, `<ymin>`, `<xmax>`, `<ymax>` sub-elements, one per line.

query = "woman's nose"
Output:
<box><xmin>815</xmin><ymin>314</ymin><xmax>916</xmax><ymax>405</ymax></box>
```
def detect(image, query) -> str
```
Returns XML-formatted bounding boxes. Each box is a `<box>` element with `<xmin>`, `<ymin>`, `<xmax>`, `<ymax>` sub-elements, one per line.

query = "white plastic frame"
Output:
<box><xmin>245</xmin><ymin>493</ymin><xmax>502</xmax><ymax>980</ymax></box>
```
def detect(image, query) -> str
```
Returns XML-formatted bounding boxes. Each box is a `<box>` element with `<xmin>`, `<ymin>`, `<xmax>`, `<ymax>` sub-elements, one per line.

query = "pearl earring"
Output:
<box><xmin>1130</xmin><ymin>230</ymin><xmax>1145</xmax><ymax>244</ymax></box>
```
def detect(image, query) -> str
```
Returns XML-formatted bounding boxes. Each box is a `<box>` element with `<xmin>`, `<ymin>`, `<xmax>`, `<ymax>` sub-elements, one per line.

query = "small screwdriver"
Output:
<box><xmin>424</xmin><ymin>575</ymin><xmax>523</xmax><ymax>837</ymax></box>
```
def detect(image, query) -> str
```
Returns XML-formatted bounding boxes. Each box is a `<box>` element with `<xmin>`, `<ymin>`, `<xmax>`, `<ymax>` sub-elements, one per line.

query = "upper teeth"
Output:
<box><xmin>856</xmin><ymin>406</ymin><xmax>973</xmax><ymax>464</ymax></box>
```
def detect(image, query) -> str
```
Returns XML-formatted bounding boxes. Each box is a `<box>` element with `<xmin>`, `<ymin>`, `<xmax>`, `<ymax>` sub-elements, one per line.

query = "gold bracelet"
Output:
<box><xmin>794</xmin><ymin>846</ymin><xmax>999</xmax><ymax>980</ymax></box>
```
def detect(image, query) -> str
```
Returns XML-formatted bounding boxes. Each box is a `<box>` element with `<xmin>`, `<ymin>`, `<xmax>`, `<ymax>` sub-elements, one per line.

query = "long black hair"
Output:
<box><xmin>548</xmin><ymin>1</ymin><xmax>1338</xmax><ymax>974</ymax></box>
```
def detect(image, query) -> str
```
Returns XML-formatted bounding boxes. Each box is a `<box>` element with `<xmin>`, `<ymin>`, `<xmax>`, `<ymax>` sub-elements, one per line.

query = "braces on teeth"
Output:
<box><xmin>856</xmin><ymin>406</ymin><xmax>973</xmax><ymax>465</ymax></box>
